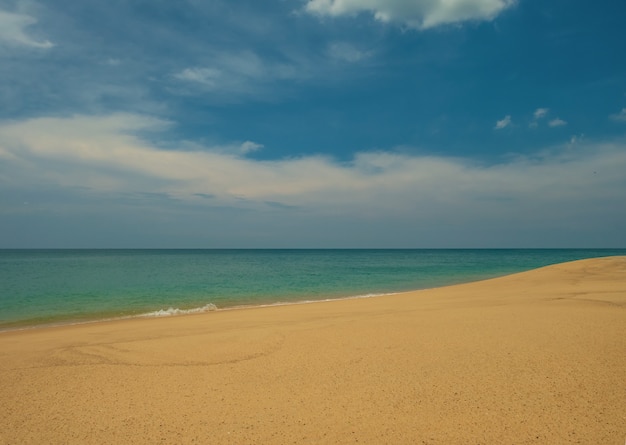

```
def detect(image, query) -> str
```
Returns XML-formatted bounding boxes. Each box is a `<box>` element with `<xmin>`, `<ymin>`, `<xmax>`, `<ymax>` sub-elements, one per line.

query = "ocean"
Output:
<box><xmin>1</xmin><ymin>249</ymin><xmax>624</xmax><ymax>330</ymax></box>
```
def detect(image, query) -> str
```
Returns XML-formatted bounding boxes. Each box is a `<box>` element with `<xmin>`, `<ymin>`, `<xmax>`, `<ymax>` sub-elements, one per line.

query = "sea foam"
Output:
<box><xmin>140</xmin><ymin>303</ymin><xmax>218</xmax><ymax>317</ymax></box>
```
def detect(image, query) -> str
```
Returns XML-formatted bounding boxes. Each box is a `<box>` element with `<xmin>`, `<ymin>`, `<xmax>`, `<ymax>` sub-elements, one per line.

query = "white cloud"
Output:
<box><xmin>179</xmin><ymin>139</ymin><xmax>265</xmax><ymax>157</ymax></box>
<box><xmin>327</xmin><ymin>42</ymin><xmax>371</xmax><ymax>63</ymax></box>
<box><xmin>305</xmin><ymin>0</ymin><xmax>516</xmax><ymax>29</ymax></box>
<box><xmin>530</xmin><ymin>109</ymin><xmax>567</xmax><ymax>129</ymax></box>
<box><xmin>548</xmin><ymin>118</ymin><xmax>567</xmax><ymax>127</ymax></box>
<box><xmin>1</xmin><ymin>113</ymin><xmax>624</xmax><ymax>207</ymax></box>
<box><xmin>172</xmin><ymin>46</ymin><xmax>370</xmax><ymax>100</ymax></box>
<box><xmin>494</xmin><ymin>115</ymin><xmax>512</xmax><ymax>130</ymax></box>
<box><xmin>240</xmin><ymin>141</ymin><xmax>263</xmax><ymax>154</ymax></box>
<box><xmin>533</xmin><ymin>108</ymin><xmax>548</xmax><ymax>120</ymax></box>
<box><xmin>175</xmin><ymin>67</ymin><xmax>222</xmax><ymax>89</ymax></box>
<box><xmin>530</xmin><ymin>107</ymin><xmax>549</xmax><ymax>128</ymax></box>
<box><xmin>610</xmin><ymin>108</ymin><xmax>626</xmax><ymax>123</ymax></box>
<box><xmin>569</xmin><ymin>134</ymin><xmax>584</xmax><ymax>146</ymax></box>
<box><xmin>0</xmin><ymin>9</ymin><xmax>53</xmax><ymax>48</ymax></box>
<box><xmin>174</xmin><ymin>50</ymin><xmax>298</xmax><ymax>96</ymax></box>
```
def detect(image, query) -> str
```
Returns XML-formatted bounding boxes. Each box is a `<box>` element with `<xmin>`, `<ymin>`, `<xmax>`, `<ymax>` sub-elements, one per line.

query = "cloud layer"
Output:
<box><xmin>174</xmin><ymin>51</ymin><xmax>300</xmax><ymax>97</ymax></box>
<box><xmin>548</xmin><ymin>118</ymin><xmax>567</xmax><ymax>127</ymax></box>
<box><xmin>2</xmin><ymin>113</ymin><xmax>625</xmax><ymax>247</ymax></box>
<box><xmin>610</xmin><ymin>108</ymin><xmax>626</xmax><ymax>123</ymax></box>
<box><xmin>0</xmin><ymin>9</ymin><xmax>53</xmax><ymax>48</ymax></box>
<box><xmin>305</xmin><ymin>0</ymin><xmax>516</xmax><ymax>29</ymax></box>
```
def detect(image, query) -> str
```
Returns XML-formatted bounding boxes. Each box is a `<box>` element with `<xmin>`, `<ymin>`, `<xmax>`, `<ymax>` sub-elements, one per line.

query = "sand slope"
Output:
<box><xmin>1</xmin><ymin>256</ymin><xmax>625</xmax><ymax>444</ymax></box>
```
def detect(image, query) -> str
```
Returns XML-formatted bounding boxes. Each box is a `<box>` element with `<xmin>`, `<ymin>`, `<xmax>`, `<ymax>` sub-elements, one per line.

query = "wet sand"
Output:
<box><xmin>1</xmin><ymin>256</ymin><xmax>625</xmax><ymax>444</ymax></box>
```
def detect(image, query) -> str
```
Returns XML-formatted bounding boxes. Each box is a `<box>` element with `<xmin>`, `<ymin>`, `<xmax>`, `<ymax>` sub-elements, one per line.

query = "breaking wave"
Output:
<box><xmin>140</xmin><ymin>303</ymin><xmax>218</xmax><ymax>317</ymax></box>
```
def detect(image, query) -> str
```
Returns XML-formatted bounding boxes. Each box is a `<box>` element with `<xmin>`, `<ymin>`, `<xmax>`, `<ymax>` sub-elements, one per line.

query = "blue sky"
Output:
<box><xmin>1</xmin><ymin>0</ymin><xmax>625</xmax><ymax>248</ymax></box>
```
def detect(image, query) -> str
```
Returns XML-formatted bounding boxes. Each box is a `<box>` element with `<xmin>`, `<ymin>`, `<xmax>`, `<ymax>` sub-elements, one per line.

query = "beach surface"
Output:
<box><xmin>1</xmin><ymin>256</ymin><xmax>625</xmax><ymax>444</ymax></box>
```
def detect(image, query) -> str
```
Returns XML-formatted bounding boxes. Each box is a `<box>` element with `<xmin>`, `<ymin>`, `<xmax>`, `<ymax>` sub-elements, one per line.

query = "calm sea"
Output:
<box><xmin>1</xmin><ymin>249</ymin><xmax>624</xmax><ymax>330</ymax></box>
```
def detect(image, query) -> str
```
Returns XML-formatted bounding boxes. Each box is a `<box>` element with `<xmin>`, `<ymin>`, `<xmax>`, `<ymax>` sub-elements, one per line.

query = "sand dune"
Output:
<box><xmin>1</xmin><ymin>256</ymin><xmax>625</xmax><ymax>444</ymax></box>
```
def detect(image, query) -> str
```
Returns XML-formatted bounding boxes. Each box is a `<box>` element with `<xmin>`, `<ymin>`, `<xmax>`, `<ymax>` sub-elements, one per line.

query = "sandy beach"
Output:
<box><xmin>1</xmin><ymin>256</ymin><xmax>624</xmax><ymax>444</ymax></box>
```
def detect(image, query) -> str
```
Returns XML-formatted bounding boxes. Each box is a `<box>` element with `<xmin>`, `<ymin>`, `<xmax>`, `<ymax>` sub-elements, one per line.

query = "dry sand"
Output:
<box><xmin>1</xmin><ymin>256</ymin><xmax>625</xmax><ymax>444</ymax></box>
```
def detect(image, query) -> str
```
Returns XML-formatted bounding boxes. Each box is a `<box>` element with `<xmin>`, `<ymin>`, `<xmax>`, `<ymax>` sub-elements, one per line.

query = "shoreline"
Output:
<box><xmin>0</xmin><ymin>261</ymin><xmax>556</xmax><ymax>333</ymax></box>
<box><xmin>0</xmin><ymin>253</ymin><xmax>620</xmax><ymax>333</ymax></box>
<box><xmin>0</xmin><ymin>291</ymin><xmax>401</xmax><ymax>334</ymax></box>
<box><xmin>3</xmin><ymin>248</ymin><xmax>626</xmax><ymax>332</ymax></box>
<box><xmin>1</xmin><ymin>256</ymin><xmax>625</xmax><ymax>444</ymax></box>
<box><xmin>0</xmin><ymin>271</ymin><xmax>507</xmax><ymax>333</ymax></box>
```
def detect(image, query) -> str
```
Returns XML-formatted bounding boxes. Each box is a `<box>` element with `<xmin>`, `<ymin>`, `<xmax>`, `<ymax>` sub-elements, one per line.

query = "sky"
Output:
<box><xmin>1</xmin><ymin>0</ymin><xmax>625</xmax><ymax>248</ymax></box>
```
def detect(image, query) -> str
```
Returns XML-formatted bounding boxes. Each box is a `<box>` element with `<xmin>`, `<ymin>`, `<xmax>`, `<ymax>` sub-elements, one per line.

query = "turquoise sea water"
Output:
<box><xmin>1</xmin><ymin>249</ymin><xmax>624</xmax><ymax>330</ymax></box>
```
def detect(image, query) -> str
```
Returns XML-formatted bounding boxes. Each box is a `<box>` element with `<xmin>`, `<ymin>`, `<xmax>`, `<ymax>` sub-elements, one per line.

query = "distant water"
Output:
<box><xmin>1</xmin><ymin>249</ymin><xmax>624</xmax><ymax>330</ymax></box>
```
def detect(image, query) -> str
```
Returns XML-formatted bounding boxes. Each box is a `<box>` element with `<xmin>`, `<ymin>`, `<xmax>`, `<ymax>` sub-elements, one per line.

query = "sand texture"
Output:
<box><xmin>1</xmin><ymin>256</ymin><xmax>625</xmax><ymax>444</ymax></box>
